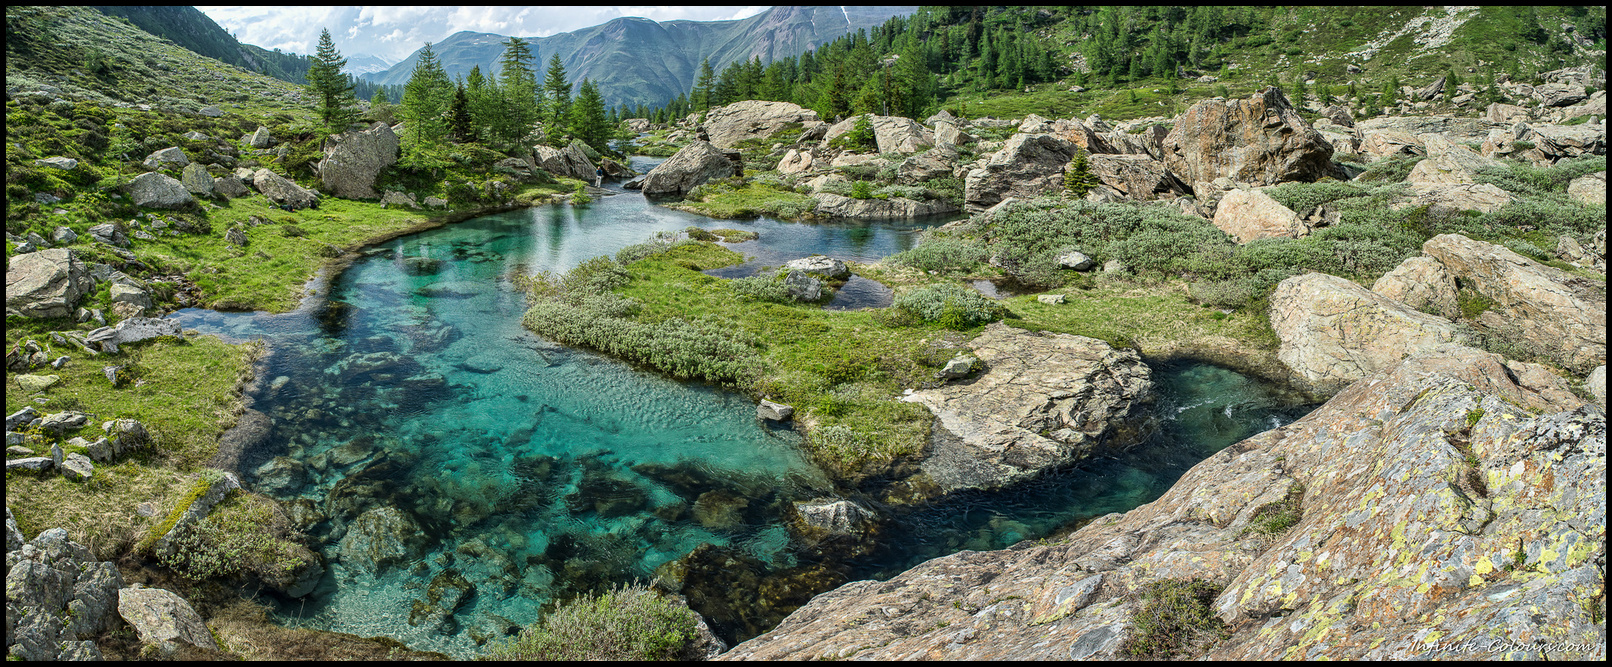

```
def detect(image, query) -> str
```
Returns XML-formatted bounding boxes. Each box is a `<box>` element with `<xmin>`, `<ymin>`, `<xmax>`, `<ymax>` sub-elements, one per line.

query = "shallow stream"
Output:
<box><xmin>168</xmin><ymin>158</ymin><xmax>1311</xmax><ymax>655</ymax></box>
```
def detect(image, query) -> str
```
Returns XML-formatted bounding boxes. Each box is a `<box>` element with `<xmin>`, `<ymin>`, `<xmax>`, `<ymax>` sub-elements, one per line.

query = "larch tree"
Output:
<box><xmin>306</xmin><ymin>28</ymin><xmax>359</xmax><ymax>134</ymax></box>
<box><xmin>542</xmin><ymin>54</ymin><xmax>571</xmax><ymax>143</ymax></box>
<box><xmin>400</xmin><ymin>42</ymin><xmax>453</xmax><ymax>154</ymax></box>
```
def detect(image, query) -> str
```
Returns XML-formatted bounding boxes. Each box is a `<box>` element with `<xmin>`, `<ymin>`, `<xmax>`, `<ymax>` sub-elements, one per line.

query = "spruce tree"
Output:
<box><xmin>568</xmin><ymin>78</ymin><xmax>610</xmax><ymax>155</ymax></box>
<box><xmin>543</xmin><ymin>54</ymin><xmax>571</xmax><ymax>142</ymax></box>
<box><xmin>400</xmin><ymin>42</ymin><xmax>453</xmax><ymax>154</ymax></box>
<box><xmin>692</xmin><ymin>58</ymin><xmax>716</xmax><ymax>114</ymax></box>
<box><xmin>1063</xmin><ymin>150</ymin><xmax>1100</xmax><ymax>198</ymax></box>
<box><xmin>448</xmin><ymin>82</ymin><xmax>473</xmax><ymax>143</ymax></box>
<box><xmin>306</xmin><ymin>28</ymin><xmax>359</xmax><ymax>134</ymax></box>
<box><xmin>497</xmin><ymin>37</ymin><xmax>539</xmax><ymax>146</ymax></box>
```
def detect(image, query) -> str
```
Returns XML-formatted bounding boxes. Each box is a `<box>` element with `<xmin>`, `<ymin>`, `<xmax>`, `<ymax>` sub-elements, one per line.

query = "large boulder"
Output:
<box><xmin>1404</xmin><ymin>133</ymin><xmax>1502</xmax><ymax>185</ymax></box>
<box><xmin>1423</xmin><ymin>234</ymin><xmax>1606</xmax><ymax>372</ymax></box>
<box><xmin>783</xmin><ymin>255</ymin><xmax>850</xmax><ymax>280</ymax></box>
<box><xmin>212</xmin><ymin>175</ymin><xmax>249</xmax><ymax>198</ymax></box>
<box><xmin>823</xmin><ymin>115</ymin><xmax>935</xmax><ymax>154</ymax></box>
<box><xmin>702</xmin><ymin>100</ymin><xmax>820</xmax><ymax>149</ymax></box>
<box><xmin>141</xmin><ymin>146</ymin><xmax>190</xmax><ymax>171</ymax></box>
<box><xmin>245</xmin><ymin>126</ymin><xmax>275</xmax><ymax>148</ymax></box>
<box><xmin>5</xmin><ymin>528</ymin><xmax>124</xmax><ymax>661</ymax></box>
<box><xmin>117</xmin><ymin>585</ymin><xmax>218</xmax><ymax>655</ymax></box>
<box><xmin>1567</xmin><ymin>170</ymin><xmax>1606</xmax><ymax>206</ymax></box>
<box><xmin>639</xmin><ymin>141</ymin><xmax>739</xmax><ymax>197</ymax></box>
<box><xmin>1086</xmin><ymin>154</ymin><xmax>1190</xmax><ymax>200</ymax></box>
<box><xmin>533</xmin><ymin>142</ymin><xmax>597</xmax><ymax>181</ymax></box>
<box><xmin>776</xmin><ymin>148</ymin><xmax>815</xmax><ymax>175</ymax></box>
<box><xmin>1372</xmin><ymin>256</ymin><xmax>1460</xmax><ymax>319</ymax></box>
<box><xmin>895</xmin><ymin>143</ymin><xmax>959</xmax><ymax>185</ymax></box>
<box><xmin>179</xmin><ymin>163</ymin><xmax>213</xmax><ymax>197</ymax></box>
<box><xmin>963</xmin><ymin>133</ymin><xmax>1079</xmax><ymax>211</ymax></box>
<box><xmin>1400</xmin><ymin>182</ymin><xmax>1513</xmax><ymax>214</ymax></box>
<box><xmin>6</xmin><ymin>248</ymin><xmax>90</xmax><ymax>319</ymax></box>
<box><xmin>1358</xmin><ymin>129</ymin><xmax>1424</xmax><ymax>160</ymax></box>
<box><xmin>814</xmin><ymin>193</ymin><xmax>958</xmax><ymax>219</ymax></box>
<box><xmin>126</xmin><ymin>172</ymin><xmax>195</xmax><ymax>209</ymax></box>
<box><xmin>317</xmin><ymin>122</ymin><xmax>399</xmax><ymax>199</ymax></box>
<box><xmin>1160</xmin><ymin>87</ymin><xmax>1337</xmax><ymax>187</ymax></box>
<box><xmin>721</xmin><ymin>345</ymin><xmax>1599</xmax><ymax>661</ymax></box>
<box><xmin>1535</xmin><ymin>82</ymin><xmax>1587</xmax><ymax>107</ymax></box>
<box><xmin>1270</xmin><ymin>272</ymin><xmax>1471</xmax><ymax>396</ymax></box>
<box><xmin>902</xmin><ymin>323</ymin><xmax>1153</xmax><ymax>492</ymax></box>
<box><xmin>151</xmin><ymin>473</ymin><xmax>241</xmax><ymax>561</ymax></box>
<box><xmin>1212</xmin><ymin>188</ymin><xmax>1306</xmax><ymax>243</ymax></box>
<box><xmin>252</xmin><ymin>168</ymin><xmax>317</xmax><ymax>208</ymax></box>
<box><xmin>1485</xmin><ymin>102</ymin><xmax>1531</xmax><ymax>124</ymax></box>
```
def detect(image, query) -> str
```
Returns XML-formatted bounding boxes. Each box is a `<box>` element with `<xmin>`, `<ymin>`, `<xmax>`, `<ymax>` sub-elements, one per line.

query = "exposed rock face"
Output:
<box><xmin>6</xmin><ymin>528</ymin><xmax>123</xmax><ymax>661</ymax></box>
<box><xmin>1423</xmin><ymin>233</ymin><xmax>1606</xmax><ymax>372</ymax></box>
<box><xmin>1085</xmin><ymin>154</ymin><xmax>1190</xmax><ymax>200</ymax></box>
<box><xmin>1270</xmin><ymin>272</ymin><xmax>1470</xmax><ymax>396</ymax></box>
<box><xmin>1590</xmin><ymin>365</ymin><xmax>1606</xmax><ymax>409</ymax></box>
<box><xmin>640</xmin><ymin>141</ymin><xmax>738</xmax><ymax>196</ymax></box>
<box><xmin>1405</xmin><ymin>133</ymin><xmax>1503</xmax><ymax>185</ymax></box>
<box><xmin>6</xmin><ymin>248</ymin><xmax>90</xmax><ymax>319</ymax></box>
<box><xmin>895</xmin><ymin>143</ymin><xmax>959</xmax><ymax>185</ymax></box>
<box><xmin>722</xmin><ymin>345</ymin><xmax>1601</xmax><ymax>661</ymax></box>
<box><xmin>1567</xmin><ymin>170</ymin><xmax>1606</xmax><ymax>205</ymax></box>
<box><xmin>318</xmin><ymin>122</ymin><xmax>399</xmax><ymax>199</ymax></box>
<box><xmin>1161</xmin><ymin>87</ymin><xmax>1337</xmax><ymax>187</ymax></box>
<box><xmin>903</xmin><ymin>323</ymin><xmax>1153</xmax><ymax>492</ymax></box>
<box><xmin>533</xmin><ymin>142</ymin><xmax>597</xmax><ymax>181</ymax></box>
<box><xmin>252</xmin><ymin>168</ymin><xmax>317</xmax><ymax>208</ymax></box>
<box><xmin>1359</xmin><ymin>129</ymin><xmax>1424</xmax><ymax>160</ymax></box>
<box><xmin>1402</xmin><ymin>182</ymin><xmax>1513</xmax><ymax>214</ymax></box>
<box><xmin>702</xmin><ymin>100</ymin><xmax>820</xmax><ymax>149</ymax></box>
<box><xmin>1212</xmin><ymin>188</ymin><xmax>1306</xmax><ymax>243</ymax></box>
<box><xmin>126</xmin><ymin>172</ymin><xmax>195</xmax><ymax>209</ymax></box>
<box><xmin>1486</xmin><ymin>102</ymin><xmax>1531</xmax><ymax>124</ymax></box>
<box><xmin>1372</xmin><ymin>256</ymin><xmax>1460</xmax><ymax>319</ymax></box>
<box><xmin>814</xmin><ymin>193</ymin><xmax>957</xmax><ymax>219</ymax></box>
<box><xmin>823</xmin><ymin>115</ymin><xmax>935</xmax><ymax>154</ymax></box>
<box><xmin>932</xmin><ymin>119</ymin><xmax>974</xmax><ymax>146</ymax></box>
<box><xmin>776</xmin><ymin>148</ymin><xmax>814</xmax><ymax>174</ymax></box>
<box><xmin>118</xmin><ymin>585</ymin><xmax>218</xmax><ymax>654</ymax></box>
<box><xmin>963</xmin><ymin>133</ymin><xmax>1078</xmax><ymax>211</ymax></box>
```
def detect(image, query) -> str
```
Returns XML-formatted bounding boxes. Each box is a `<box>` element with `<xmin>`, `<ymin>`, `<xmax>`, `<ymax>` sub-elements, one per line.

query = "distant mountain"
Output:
<box><xmin>363</xmin><ymin>6</ymin><xmax>918</xmax><ymax>109</ymax></box>
<box><xmin>342</xmin><ymin>53</ymin><xmax>395</xmax><ymax>77</ymax></box>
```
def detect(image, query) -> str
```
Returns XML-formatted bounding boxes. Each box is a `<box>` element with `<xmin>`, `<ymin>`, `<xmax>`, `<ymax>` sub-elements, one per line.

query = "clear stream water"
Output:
<box><xmin>168</xmin><ymin>158</ymin><xmax>1312</xmax><ymax>656</ymax></box>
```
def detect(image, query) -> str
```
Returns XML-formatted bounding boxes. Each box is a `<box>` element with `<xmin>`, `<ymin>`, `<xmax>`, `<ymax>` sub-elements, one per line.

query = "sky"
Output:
<box><xmin>196</xmin><ymin>6</ymin><xmax>772</xmax><ymax>63</ymax></box>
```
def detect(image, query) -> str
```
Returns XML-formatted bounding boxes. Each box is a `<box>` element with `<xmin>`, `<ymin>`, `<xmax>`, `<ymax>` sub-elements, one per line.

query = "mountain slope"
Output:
<box><xmin>364</xmin><ymin>6</ymin><xmax>917</xmax><ymax>109</ymax></box>
<box><xmin>88</xmin><ymin>6</ymin><xmax>314</xmax><ymax>84</ymax></box>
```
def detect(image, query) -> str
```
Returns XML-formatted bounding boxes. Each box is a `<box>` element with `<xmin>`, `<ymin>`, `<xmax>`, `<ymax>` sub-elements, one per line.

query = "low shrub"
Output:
<box><xmin>886</xmin><ymin>238</ymin><xmax>990</xmax><ymax>273</ymax></box>
<box><xmin>849</xmin><ymin>180</ymin><xmax>874</xmax><ymax>200</ymax></box>
<box><xmin>480</xmin><ymin>583</ymin><xmax>703</xmax><ymax>661</ymax></box>
<box><xmin>892</xmin><ymin>283</ymin><xmax>1003</xmax><ymax>329</ymax></box>
<box><xmin>1119</xmin><ymin>579</ymin><xmax>1231</xmax><ymax>659</ymax></box>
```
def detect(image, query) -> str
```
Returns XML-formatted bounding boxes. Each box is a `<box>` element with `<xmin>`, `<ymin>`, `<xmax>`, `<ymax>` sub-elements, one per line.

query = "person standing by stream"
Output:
<box><xmin>595</xmin><ymin>165</ymin><xmax>605</xmax><ymax>188</ymax></box>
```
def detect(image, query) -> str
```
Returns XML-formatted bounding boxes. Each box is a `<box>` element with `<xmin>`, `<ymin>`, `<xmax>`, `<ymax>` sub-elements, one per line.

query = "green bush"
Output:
<box><xmin>887</xmin><ymin>238</ymin><xmax>990</xmax><ymax>273</ymax></box>
<box><xmin>829</xmin><ymin>114</ymin><xmax>877</xmax><ymax>152</ymax></box>
<box><xmin>1474</xmin><ymin>157</ymin><xmax>1606</xmax><ymax>198</ymax></box>
<box><xmin>155</xmin><ymin>493</ymin><xmax>307</xmax><ymax>582</ymax></box>
<box><xmin>480</xmin><ymin>584</ymin><xmax>703</xmax><ymax>661</ymax></box>
<box><xmin>1063</xmin><ymin>150</ymin><xmax>1101</xmax><ymax>198</ymax></box>
<box><xmin>1354</xmin><ymin>155</ymin><xmax>1425</xmax><ymax>183</ymax></box>
<box><xmin>850</xmin><ymin>180</ymin><xmax>873</xmax><ymax>200</ymax></box>
<box><xmin>892</xmin><ymin>283</ymin><xmax>1002</xmax><ymax>329</ymax></box>
<box><xmin>1119</xmin><ymin>579</ymin><xmax>1231</xmax><ymax>659</ymax></box>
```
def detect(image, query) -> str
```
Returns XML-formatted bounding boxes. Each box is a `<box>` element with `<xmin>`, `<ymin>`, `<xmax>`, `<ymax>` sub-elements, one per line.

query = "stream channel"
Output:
<box><xmin>167</xmin><ymin>156</ymin><xmax>1314</xmax><ymax>656</ymax></box>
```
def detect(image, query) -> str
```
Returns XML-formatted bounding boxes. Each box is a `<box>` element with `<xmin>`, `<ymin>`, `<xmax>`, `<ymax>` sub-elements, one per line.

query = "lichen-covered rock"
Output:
<box><xmin>252</xmin><ymin>168</ymin><xmax>317</xmax><ymax>208</ymax></box>
<box><xmin>1404</xmin><ymin>133</ymin><xmax>1503</xmax><ymax>185</ymax></box>
<box><xmin>180</xmin><ymin>162</ymin><xmax>214</xmax><ymax>197</ymax></box>
<box><xmin>781</xmin><ymin>270</ymin><xmax>821</xmax><ymax>302</ymax></box>
<box><xmin>125</xmin><ymin>172</ymin><xmax>195</xmax><ymax>209</ymax></box>
<box><xmin>212</xmin><ymin>175</ymin><xmax>249</xmax><ymax>199</ymax></box>
<box><xmin>895</xmin><ymin>143</ymin><xmax>959</xmax><ymax>185</ymax></box>
<box><xmin>1423</xmin><ymin>233</ymin><xmax>1606</xmax><ymax>372</ymax></box>
<box><xmin>1400</xmin><ymin>182</ymin><xmax>1513</xmax><ymax>214</ymax></box>
<box><xmin>6</xmin><ymin>528</ymin><xmax>124</xmax><ymax>660</ymax></box>
<box><xmin>963</xmin><ymin>133</ymin><xmax>1080</xmax><ymax>211</ymax></box>
<box><xmin>246</xmin><ymin>125</ymin><xmax>275</xmax><ymax>148</ymax></box>
<box><xmin>640</xmin><ymin>141</ymin><xmax>739</xmax><ymax>196</ymax></box>
<box><xmin>151</xmin><ymin>472</ymin><xmax>240</xmax><ymax>560</ymax></box>
<box><xmin>1085</xmin><ymin>154</ymin><xmax>1190</xmax><ymax>201</ymax></box>
<box><xmin>702</xmin><ymin>100</ymin><xmax>820</xmax><ymax>149</ymax></box>
<box><xmin>903</xmin><ymin>323</ymin><xmax>1153</xmax><ymax>492</ymax></box>
<box><xmin>721</xmin><ymin>345</ymin><xmax>1601</xmax><ymax>661</ymax></box>
<box><xmin>776</xmin><ymin>148</ymin><xmax>814</xmax><ymax>174</ymax></box>
<box><xmin>822</xmin><ymin>114</ymin><xmax>935</xmax><ymax>154</ymax></box>
<box><xmin>117</xmin><ymin>584</ymin><xmax>218</xmax><ymax>654</ymax></box>
<box><xmin>1358</xmin><ymin>129</ymin><xmax>1424</xmax><ymax>160</ymax></box>
<box><xmin>1567</xmin><ymin>170</ymin><xmax>1606</xmax><ymax>206</ymax></box>
<box><xmin>1161</xmin><ymin>87</ymin><xmax>1337</xmax><ymax>186</ymax></box>
<box><xmin>1212</xmin><ymin>188</ymin><xmax>1306</xmax><ymax>243</ymax></box>
<box><xmin>6</xmin><ymin>248</ymin><xmax>91</xmax><ymax>319</ymax></box>
<box><xmin>1271</xmin><ymin>272</ymin><xmax>1471</xmax><ymax>396</ymax></box>
<box><xmin>1372</xmin><ymin>256</ymin><xmax>1460</xmax><ymax>319</ymax></box>
<box><xmin>141</xmin><ymin>146</ymin><xmax>190</xmax><ymax>171</ymax></box>
<box><xmin>317</xmin><ymin>122</ymin><xmax>399</xmax><ymax>199</ymax></box>
<box><xmin>533</xmin><ymin>142</ymin><xmax>597</xmax><ymax>181</ymax></box>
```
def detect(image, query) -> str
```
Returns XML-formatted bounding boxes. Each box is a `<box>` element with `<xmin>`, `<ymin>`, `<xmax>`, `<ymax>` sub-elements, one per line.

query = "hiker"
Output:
<box><xmin>595</xmin><ymin>165</ymin><xmax>605</xmax><ymax>188</ymax></box>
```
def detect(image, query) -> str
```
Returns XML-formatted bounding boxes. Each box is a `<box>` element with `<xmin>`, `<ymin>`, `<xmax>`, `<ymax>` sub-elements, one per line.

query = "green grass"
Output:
<box><xmin>669</xmin><ymin>181</ymin><xmax>816</xmax><ymax>220</ymax></box>
<box><xmin>479</xmin><ymin>584</ymin><xmax>705</xmax><ymax>661</ymax></box>
<box><xmin>1119</xmin><ymin>579</ymin><xmax>1232</xmax><ymax>659</ymax></box>
<box><xmin>1001</xmin><ymin>284</ymin><xmax>1281</xmax><ymax>357</ymax></box>
<box><xmin>5</xmin><ymin>324</ymin><xmax>258</xmax><ymax>559</ymax></box>
<box><xmin>1246</xmin><ymin>483</ymin><xmax>1305</xmax><ymax>536</ymax></box>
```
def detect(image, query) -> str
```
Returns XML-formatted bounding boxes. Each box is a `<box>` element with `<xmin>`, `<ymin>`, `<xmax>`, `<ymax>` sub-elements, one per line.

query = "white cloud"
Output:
<box><xmin>197</xmin><ymin>6</ymin><xmax>772</xmax><ymax>61</ymax></box>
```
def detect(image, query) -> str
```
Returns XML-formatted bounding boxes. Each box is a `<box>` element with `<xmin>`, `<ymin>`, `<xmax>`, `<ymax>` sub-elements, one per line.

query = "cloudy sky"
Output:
<box><xmin>197</xmin><ymin>6</ymin><xmax>771</xmax><ymax>63</ymax></box>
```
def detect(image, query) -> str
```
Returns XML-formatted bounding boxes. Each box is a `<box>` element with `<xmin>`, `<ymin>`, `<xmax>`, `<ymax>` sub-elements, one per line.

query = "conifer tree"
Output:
<box><xmin>464</xmin><ymin>65</ymin><xmax>499</xmax><ymax>142</ymax></box>
<box><xmin>448</xmin><ymin>82</ymin><xmax>473</xmax><ymax>143</ymax></box>
<box><xmin>1063</xmin><ymin>150</ymin><xmax>1100</xmax><ymax>198</ymax></box>
<box><xmin>497</xmin><ymin>37</ymin><xmax>539</xmax><ymax>146</ymax></box>
<box><xmin>306</xmin><ymin>28</ymin><xmax>359</xmax><ymax>134</ymax></box>
<box><xmin>692</xmin><ymin>58</ymin><xmax>716</xmax><ymax>114</ymax></box>
<box><xmin>543</xmin><ymin>54</ymin><xmax>572</xmax><ymax>141</ymax></box>
<box><xmin>400</xmin><ymin>42</ymin><xmax>453</xmax><ymax>153</ymax></box>
<box><xmin>568</xmin><ymin>78</ymin><xmax>610</xmax><ymax>155</ymax></box>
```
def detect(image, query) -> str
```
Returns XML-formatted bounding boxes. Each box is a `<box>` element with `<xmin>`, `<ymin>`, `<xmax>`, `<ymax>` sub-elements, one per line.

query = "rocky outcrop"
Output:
<box><xmin>5</xmin><ymin>527</ymin><xmax>124</xmax><ymax>661</ymax></box>
<box><xmin>702</xmin><ymin>100</ymin><xmax>820</xmax><ymax>149</ymax></box>
<box><xmin>902</xmin><ymin>323</ymin><xmax>1153</xmax><ymax>492</ymax></box>
<box><xmin>1085</xmin><ymin>154</ymin><xmax>1190</xmax><ymax>200</ymax></box>
<box><xmin>895</xmin><ymin>143</ymin><xmax>959</xmax><ymax>185</ymax></box>
<box><xmin>533</xmin><ymin>142</ymin><xmax>597</xmax><ymax>181</ymax></box>
<box><xmin>814</xmin><ymin>193</ymin><xmax>958</xmax><ymax>219</ymax></box>
<box><xmin>1567</xmin><ymin>170</ymin><xmax>1606</xmax><ymax>206</ymax></box>
<box><xmin>318</xmin><ymin>122</ymin><xmax>399</xmax><ymax>199</ymax></box>
<box><xmin>1486</xmin><ymin>102</ymin><xmax>1532</xmax><ymax>124</ymax></box>
<box><xmin>1271</xmin><ymin>272</ymin><xmax>1470</xmax><ymax>396</ymax></box>
<box><xmin>126</xmin><ymin>172</ymin><xmax>195</xmax><ymax>209</ymax></box>
<box><xmin>822</xmin><ymin>115</ymin><xmax>935</xmax><ymax>154</ymax></box>
<box><xmin>1401</xmin><ymin>182</ymin><xmax>1512</xmax><ymax>214</ymax></box>
<box><xmin>152</xmin><ymin>472</ymin><xmax>242</xmax><ymax>561</ymax></box>
<box><xmin>1372</xmin><ymin>256</ymin><xmax>1460</xmax><ymax>319</ymax></box>
<box><xmin>118</xmin><ymin>584</ymin><xmax>218</xmax><ymax>655</ymax></box>
<box><xmin>1160</xmin><ymin>87</ymin><xmax>1337</xmax><ymax>187</ymax></box>
<box><xmin>1358</xmin><ymin>129</ymin><xmax>1424</xmax><ymax>160</ymax></box>
<box><xmin>6</xmin><ymin>248</ymin><xmax>91</xmax><ymax>319</ymax></box>
<box><xmin>252</xmin><ymin>168</ymin><xmax>317</xmax><ymax>208</ymax></box>
<box><xmin>1423</xmin><ymin>233</ymin><xmax>1606</xmax><ymax>372</ymax></box>
<box><xmin>640</xmin><ymin>141</ymin><xmax>740</xmax><ymax>196</ymax></box>
<box><xmin>963</xmin><ymin>133</ymin><xmax>1078</xmax><ymax>211</ymax></box>
<box><xmin>1405</xmin><ymin>133</ymin><xmax>1502</xmax><ymax>185</ymax></box>
<box><xmin>1211</xmin><ymin>188</ymin><xmax>1306</xmax><ymax>243</ymax></box>
<box><xmin>723</xmin><ymin>345</ymin><xmax>1600</xmax><ymax>661</ymax></box>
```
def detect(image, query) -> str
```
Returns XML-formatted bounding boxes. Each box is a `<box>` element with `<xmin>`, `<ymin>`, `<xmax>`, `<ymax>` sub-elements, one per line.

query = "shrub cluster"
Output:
<box><xmin>892</xmin><ymin>282</ymin><xmax>1003</xmax><ymax>329</ymax></box>
<box><xmin>480</xmin><ymin>584</ymin><xmax>704</xmax><ymax>661</ymax></box>
<box><xmin>886</xmin><ymin>238</ymin><xmax>990</xmax><ymax>273</ymax></box>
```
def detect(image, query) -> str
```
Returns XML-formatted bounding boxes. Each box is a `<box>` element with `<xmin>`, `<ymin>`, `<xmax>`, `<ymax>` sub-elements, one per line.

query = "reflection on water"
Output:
<box><xmin>169</xmin><ymin>162</ymin><xmax>1311</xmax><ymax>655</ymax></box>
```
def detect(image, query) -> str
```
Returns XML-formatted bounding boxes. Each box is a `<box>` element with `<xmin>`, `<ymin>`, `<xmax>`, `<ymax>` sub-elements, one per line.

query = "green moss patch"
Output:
<box><xmin>479</xmin><ymin>584</ymin><xmax>704</xmax><ymax>661</ymax></box>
